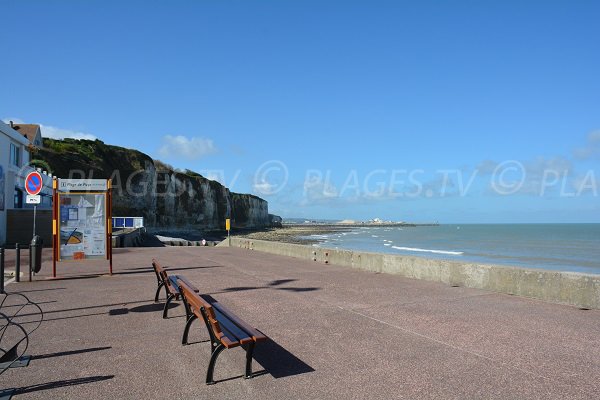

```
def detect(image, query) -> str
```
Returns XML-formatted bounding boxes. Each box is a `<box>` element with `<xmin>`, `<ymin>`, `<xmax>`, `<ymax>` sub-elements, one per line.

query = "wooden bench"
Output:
<box><xmin>177</xmin><ymin>278</ymin><xmax>267</xmax><ymax>385</ymax></box>
<box><xmin>151</xmin><ymin>259</ymin><xmax>199</xmax><ymax>319</ymax></box>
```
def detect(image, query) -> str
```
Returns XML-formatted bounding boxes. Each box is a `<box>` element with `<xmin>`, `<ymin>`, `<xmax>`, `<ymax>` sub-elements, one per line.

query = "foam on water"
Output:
<box><xmin>318</xmin><ymin>224</ymin><xmax>600</xmax><ymax>274</ymax></box>
<box><xmin>391</xmin><ymin>246</ymin><xmax>464</xmax><ymax>256</ymax></box>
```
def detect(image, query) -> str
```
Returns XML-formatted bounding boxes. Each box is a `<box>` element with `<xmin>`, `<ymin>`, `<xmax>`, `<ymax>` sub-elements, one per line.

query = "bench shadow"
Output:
<box><xmin>14</xmin><ymin>375</ymin><xmax>115</xmax><ymax>395</ymax></box>
<box><xmin>128</xmin><ymin>303</ymin><xmax>178</xmax><ymax>313</ymax></box>
<box><xmin>252</xmin><ymin>338</ymin><xmax>315</xmax><ymax>379</ymax></box>
<box><xmin>219</xmin><ymin>286</ymin><xmax>320</xmax><ymax>294</ymax></box>
<box><xmin>267</xmin><ymin>279</ymin><xmax>297</xmax><ymax>286</ymax></box>
<box><xmin>213</xmin><ymin>370</ymin><xmax>269</xmax><ymax>384</ymax></box>
<box><xmin>217</xmin><ymin>278</ymin><xmax>319</xmax><ymax>295</ymax></box>
<box><xmin>165</xmin><ymin>266</ymin><xmax>224</xmax><ymax>272</ymax></box>
<box><xmin>114</xmin><ymin>266</ymin><xmax>223</xmax><ymax>275</ymax></box>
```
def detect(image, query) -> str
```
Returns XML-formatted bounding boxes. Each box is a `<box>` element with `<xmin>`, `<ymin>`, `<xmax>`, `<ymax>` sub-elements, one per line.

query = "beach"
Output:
<box><xmin>235</xmin><ymin>225</ymin><xmax>354</xmax><ymax>245</ymax></box>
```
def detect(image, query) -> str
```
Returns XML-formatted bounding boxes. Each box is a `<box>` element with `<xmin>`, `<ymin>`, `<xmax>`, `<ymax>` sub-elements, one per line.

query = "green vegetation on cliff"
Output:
<box><xmin>34</xmin><ymin>138</ymin><xmax>269</xmax><ymax>230</ymax></box>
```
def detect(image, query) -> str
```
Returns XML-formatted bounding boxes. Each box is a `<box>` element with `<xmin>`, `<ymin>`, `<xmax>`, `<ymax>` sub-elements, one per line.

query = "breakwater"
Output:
<box><xmin>227</xmin><ymin>238</ymin><xmax>600</xmax><ymax>310</ymax></box>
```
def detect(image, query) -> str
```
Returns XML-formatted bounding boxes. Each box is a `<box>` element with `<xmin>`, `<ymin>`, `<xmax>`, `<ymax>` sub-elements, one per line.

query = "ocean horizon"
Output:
<box><xmin>308</xmin><ymin>223</ymin><xmax>600</xmax><ymax>275</ymax></box>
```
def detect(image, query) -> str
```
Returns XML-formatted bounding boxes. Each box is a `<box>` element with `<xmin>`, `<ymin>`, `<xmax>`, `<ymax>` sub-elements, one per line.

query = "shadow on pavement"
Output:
<box><xmin>31</xmin><ymin>346</ymin><xmax>112</xmax><ymax>361</ymax></box>
<box><xmin>113</xmin><ymin>265</ymin><xmax>223</xmax><ymax>276</ymax></box>
<box><xmin>14</xmin><ymin>375</ymin><xmax>114</xmax><ymax>395</ymax></box>
<box><xmin>128</xmin><ymin>302</ymin><xmax>178</xmax><ymax>313</ymax></box>
<box><xmin>11</xmin><ymin>287</ymin><xmax>67</xmax><ymax>293</ymax></box>
<box><xmin>46</xmin><ymin>275</ymin><xmax>102</xmax><ymax>282</ymax></box>
<box><xmin>253</xmin><ymin>338</ymin><xmax>315</xmax><ymax>379</ymax></box>
<box><xmin>196</xmin><ymin>295</ymin><xmax>314</xmax><ymax>379</ymax></box>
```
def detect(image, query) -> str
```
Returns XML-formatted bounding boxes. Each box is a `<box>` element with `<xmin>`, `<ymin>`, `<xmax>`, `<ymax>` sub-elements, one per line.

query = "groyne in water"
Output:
<box><xmin>226</xmin><ymin>238</ymin><xmax>600</xmax><ymax>310</ymax></box>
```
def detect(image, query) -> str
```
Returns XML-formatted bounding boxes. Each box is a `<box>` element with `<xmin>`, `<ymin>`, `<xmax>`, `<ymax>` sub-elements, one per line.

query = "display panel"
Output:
<box><xmin>58</xmin><ymin>193</ymin><xmax>107</xmax><ymax>260</ymax></box>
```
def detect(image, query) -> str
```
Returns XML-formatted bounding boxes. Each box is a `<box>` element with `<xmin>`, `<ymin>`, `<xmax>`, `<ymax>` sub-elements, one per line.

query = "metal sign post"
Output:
<box><xmin>25</xmin><ymin>171</ymin><xmax>44</xmax><ymax>280</ymax></box>
<box><xmin>25</xmin><ymin>171</ymin><xmax>43</xmax><ymax>237</ymax></box>
<box><xmin>226</xmin><ymin>218</ymin><xmax>231</xmax><ymax>246</ymax></box>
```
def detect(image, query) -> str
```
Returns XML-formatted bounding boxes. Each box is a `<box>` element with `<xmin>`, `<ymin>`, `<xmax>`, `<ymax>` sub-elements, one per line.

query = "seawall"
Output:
<box><xmin>227</xmin><ymin>238</ymin><xmax>600</xmax><ymax>310</ymax></box>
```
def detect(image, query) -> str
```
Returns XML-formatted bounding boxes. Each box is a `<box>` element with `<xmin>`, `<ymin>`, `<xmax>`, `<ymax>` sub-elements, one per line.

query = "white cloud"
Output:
<box><xmin>303</xmin><ymin>175</ymin><xmax>338</xmax><ymax>201</ymax></box>
<box><xmin>573</xmin><ymin>130</ymin><xmax>600</xmax><ymax>160</ymax></box>
<box><xmin>157</xmin><ymin>135</ymin><xmax>217</xmax><ymax>160</ymax></box>
<box><xmin>253</xmin><ymin>180</ymin><xmax>277</xmax><ymax>195</ymax></box>
<box><xmin>2</xmin><ymin>117</ymin><xmax>25</xmax><ymax>125</ymax></box>
<box><xmin>40</xmin><ymin>124</ymin><xmax>97</xmax><ymax>140</ymax></box>
<box><xmin>3</xmin><ymin>118</ymin><xmax>97</xmax><ymax>140</ymax></box>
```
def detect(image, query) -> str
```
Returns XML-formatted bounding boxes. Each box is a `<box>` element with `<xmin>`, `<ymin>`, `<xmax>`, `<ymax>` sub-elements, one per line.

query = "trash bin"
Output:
<box><xmin>30</xmin><ymin>235</ymin><xmax>43</xmax><ymax>273</ymax></box>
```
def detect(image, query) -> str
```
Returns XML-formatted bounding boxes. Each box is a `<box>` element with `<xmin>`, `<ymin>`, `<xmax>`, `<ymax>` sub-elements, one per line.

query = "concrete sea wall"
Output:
<box><xmin>228</xmin><ymin>238</ymin><xmax>600</xmax><ymax>310</ymax></box>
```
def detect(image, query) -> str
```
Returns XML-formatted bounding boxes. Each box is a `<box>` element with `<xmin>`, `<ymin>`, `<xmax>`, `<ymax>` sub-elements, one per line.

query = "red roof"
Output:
<box><xmin>12</xmin><ymin>124</ymin><xmax>41</xmax><ymax>145</ymax></box>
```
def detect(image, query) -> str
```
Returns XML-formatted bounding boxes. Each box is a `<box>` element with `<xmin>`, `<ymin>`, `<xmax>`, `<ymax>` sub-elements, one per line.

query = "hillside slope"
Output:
<box><xmin>34</xmin><ymin>138</ymin><xmax>268</xmax><ymax>230</ymax></box>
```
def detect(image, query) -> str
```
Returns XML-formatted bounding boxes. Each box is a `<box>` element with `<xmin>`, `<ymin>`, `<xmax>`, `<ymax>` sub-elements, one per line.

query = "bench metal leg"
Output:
<box><xmin>206</xmin><ymin>343</ymin><xmax>225</xmax><ymax>385</ymax></box>
<box><xmin>154</xmin><ymin>282</ymin><xmax>165</xmax><ymax>302</ymax></box>
<box><xmin>163</xmin><ymin>294</ymin><xmax>175</xmax><ymax>319</ymax></box>
<box><xmin>182</xmin><ymin>297</ymin><xmax>192</xmax><ymax>320</ymax></box>
<box><xmin>182</xmin><ymin>314</ymin><xmax>197</xmax><ymax>345</ymax></box>
<box><xmin>244</xmin><ymin>342</ymin><xmax>255</xmax><ymax>379</ymax></box>
<box><xmin>163</xmin><ymin>284</ymin><xmax>170</xmax><ymax>301</ymax></box>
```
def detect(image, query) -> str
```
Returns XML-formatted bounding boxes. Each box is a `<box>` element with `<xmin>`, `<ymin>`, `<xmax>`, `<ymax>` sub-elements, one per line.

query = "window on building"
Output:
<box><xmin>9</xmin><ymin>143</ymin><xmax>20</xmax><ymax>166</ymax></box>
<box><xmin>14</xmin><ymin>189</ymin><xmax>23</xmax><ymax>208</ymax></box>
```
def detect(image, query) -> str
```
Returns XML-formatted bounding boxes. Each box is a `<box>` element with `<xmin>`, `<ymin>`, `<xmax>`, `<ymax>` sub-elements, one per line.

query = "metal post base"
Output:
<box><xmin>0</xmin><ymin>355</ymin><xmax>31</xmax><ymax>370</ymax></box>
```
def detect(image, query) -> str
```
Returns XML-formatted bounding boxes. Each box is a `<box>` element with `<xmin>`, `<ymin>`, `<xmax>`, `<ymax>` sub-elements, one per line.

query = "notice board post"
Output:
<box><xmin>52</xmin><ymin>178</ymin><xmax>113</xmax><ymax>277</ymax></box>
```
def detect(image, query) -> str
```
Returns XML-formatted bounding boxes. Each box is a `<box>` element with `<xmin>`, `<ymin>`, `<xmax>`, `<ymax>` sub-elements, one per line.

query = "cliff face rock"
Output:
<box><xmin>34</xmin><ymin>138</ymin><xmax>269</xmax><ymax>230</ymax></box>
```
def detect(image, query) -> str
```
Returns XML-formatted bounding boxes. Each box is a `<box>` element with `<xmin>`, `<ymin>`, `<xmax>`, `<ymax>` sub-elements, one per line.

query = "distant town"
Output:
<box><xmin>283</xmin><ymin>218</ymin><xmax>439</xmax><ymax>227</ymax></box>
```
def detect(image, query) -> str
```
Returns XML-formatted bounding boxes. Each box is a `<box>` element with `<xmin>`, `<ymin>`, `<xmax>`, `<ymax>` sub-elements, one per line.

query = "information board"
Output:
<box><xmin>58</xmin><ymin>192</ymin><xmax>107</xmax><ymax>260</ymax></box>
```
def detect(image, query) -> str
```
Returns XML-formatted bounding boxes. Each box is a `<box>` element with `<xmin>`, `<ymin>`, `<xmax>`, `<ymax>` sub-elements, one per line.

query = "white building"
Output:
<box><xmin>1</xmin><ymin>121</ymin><xmax>54</xmax><ymax>245</ymax></box>
<box><xmin>1</xmin><ymin>121</ymin><xmax>31</xmax><ymax>244</ymax></box>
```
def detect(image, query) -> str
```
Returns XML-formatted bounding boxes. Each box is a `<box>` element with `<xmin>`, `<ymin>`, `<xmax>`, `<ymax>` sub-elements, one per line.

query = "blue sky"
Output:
<box><xmin>2</xmin><ymin>0</ymin><xmax>599</xmax><ymax>223</ymax></box>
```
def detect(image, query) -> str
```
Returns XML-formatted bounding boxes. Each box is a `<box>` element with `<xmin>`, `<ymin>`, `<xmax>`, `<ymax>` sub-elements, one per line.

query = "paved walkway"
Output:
<box><xmin>1</xmin><ymin>246</ymin><xmax>599</xmax><ymax>399</ymax></box>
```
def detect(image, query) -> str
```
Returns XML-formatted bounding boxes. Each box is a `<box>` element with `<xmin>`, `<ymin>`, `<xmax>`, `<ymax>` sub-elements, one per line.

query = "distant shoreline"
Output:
<box><xmin>235</xmin><ymin>223</ymin><xmax>433</xmax><ymax>245</ymax></box>
<box><xmin>283</xmin><ymin>222</ymin><xmax>439</xmax><ymax>228</ymax></box>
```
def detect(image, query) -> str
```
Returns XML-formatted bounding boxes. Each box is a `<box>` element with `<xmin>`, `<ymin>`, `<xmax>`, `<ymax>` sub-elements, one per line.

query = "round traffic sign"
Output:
<box><xmin>25</xmin><ymin>171</ymin><xmax>43</xmax><ymax>195</ymax></box>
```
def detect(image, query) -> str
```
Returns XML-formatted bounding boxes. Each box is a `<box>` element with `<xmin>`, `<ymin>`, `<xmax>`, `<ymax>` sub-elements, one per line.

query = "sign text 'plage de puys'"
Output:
<box><xmin>58</xmin><ymin>179</ymin><xmax>108</xmax><ymax>192</ymax></box>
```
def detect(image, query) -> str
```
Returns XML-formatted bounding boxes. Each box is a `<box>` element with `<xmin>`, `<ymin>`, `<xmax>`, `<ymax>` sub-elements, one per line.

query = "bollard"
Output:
<box><xmin>30</xmin><ymin>235</ymin><xmax>43</xmax><ymax>279</ymax></box>
<box><xmin>1</xmin><ymin>246</ymin><xmax>4</xmax><ymax>294</ymax></box>
<box><xmin>15</xmin><ymin>244</ymin><xmax>21</xmax><ymax>283</ymax></box>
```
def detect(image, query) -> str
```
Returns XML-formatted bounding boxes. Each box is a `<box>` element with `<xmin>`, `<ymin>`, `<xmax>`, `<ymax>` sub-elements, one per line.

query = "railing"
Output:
<box><xmin>0</xmin><ymin>292</ymin><xmax>44</xmax><ymax>375</ymax></box>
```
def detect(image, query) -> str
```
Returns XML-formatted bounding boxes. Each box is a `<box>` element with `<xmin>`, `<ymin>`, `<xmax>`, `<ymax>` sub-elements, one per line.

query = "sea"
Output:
<box><xmin>309</xmin><ymin>224</ymin><xmax>600</xmax><ymax>275</ymax></box>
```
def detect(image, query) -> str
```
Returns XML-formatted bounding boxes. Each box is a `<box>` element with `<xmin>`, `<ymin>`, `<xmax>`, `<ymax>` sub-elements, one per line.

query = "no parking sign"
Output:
<box><xmin>25</xmin><ymin>171</ymin><xmax>43</xmax><ymax>195</ymax></box>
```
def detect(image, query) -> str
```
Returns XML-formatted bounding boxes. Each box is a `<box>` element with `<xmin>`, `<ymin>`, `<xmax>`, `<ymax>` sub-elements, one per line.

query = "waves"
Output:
<box><xmin>391</xmin><ymin>246</ymin><xmax>464</xmax><ymax>256</ymax></box>
<box><xmin>300</xmin><ymin>224</ymin><xmax>600</xmax><ymax>274</ymax></box>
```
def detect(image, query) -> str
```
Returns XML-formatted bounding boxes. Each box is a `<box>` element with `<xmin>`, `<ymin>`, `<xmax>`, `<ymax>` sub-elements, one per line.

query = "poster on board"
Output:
<box><xmin>59</xmin><ymin>193</ymin><xmax>106</xmax><ymax>260</ymax></box>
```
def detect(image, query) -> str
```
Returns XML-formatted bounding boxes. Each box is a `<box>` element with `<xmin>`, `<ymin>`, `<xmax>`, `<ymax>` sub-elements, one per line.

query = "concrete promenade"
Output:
<box><xmin>1</xmin><ymin>246</ymin><xmax>599</xmax><ymax>399</ymax></box>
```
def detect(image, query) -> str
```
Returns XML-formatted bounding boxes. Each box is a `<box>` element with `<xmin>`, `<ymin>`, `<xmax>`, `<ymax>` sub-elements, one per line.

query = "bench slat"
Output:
<box><xmin>175</xmin><ymin>275</ymin><xmax>199</xmax><ymax>293</ymax></box>
<box><xmin>211</xmin><ymin>302</ymin><xmax>267</xmax><ymax>342</ymax></box>
<box><xmin>213</xmin><ymin>309</ymin><xmax>254</xmax><ymax>347</ymax></box>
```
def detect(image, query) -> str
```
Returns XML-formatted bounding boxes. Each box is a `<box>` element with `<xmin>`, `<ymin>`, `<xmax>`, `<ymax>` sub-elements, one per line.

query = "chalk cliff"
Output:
<box><xmin>33</xmin><ymin>138</ymin><xmax>269</xmax><ymax>230</ymax></box>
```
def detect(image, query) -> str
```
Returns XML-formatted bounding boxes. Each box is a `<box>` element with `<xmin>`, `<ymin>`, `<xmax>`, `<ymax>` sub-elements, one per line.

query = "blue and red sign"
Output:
<box><xmin>25</xmin><ymin>171</ymin><xmax>43</xmax><ymax>195</ymax></box>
